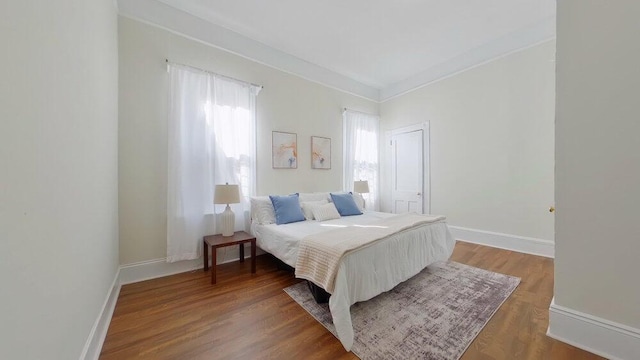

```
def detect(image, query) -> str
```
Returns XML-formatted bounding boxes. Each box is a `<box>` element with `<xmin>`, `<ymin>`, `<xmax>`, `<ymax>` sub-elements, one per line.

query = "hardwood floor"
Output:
<box><xmin>101</xmin><ymin>242</ymin><xmax>603</xmax><ymax>359</ymax></box>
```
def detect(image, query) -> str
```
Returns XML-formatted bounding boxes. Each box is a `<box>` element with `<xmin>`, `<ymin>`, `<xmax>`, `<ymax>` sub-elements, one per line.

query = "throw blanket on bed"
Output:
<box><xmin>295</xmin><ymin>213</ymin><xmax>446</xmax><ymax>293</ymax></box>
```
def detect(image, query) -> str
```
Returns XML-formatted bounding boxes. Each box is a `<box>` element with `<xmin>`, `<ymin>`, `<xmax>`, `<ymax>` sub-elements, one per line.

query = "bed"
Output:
<box><xmin>250</xmin><ymin>193</ymin><xmax>456</xmax><ymax>351</ymax></box>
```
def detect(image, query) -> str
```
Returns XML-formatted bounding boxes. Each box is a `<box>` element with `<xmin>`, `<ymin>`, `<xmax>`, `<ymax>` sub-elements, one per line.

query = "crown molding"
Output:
<box><xmin>380</xmin><ymin>18</ymin><xmax>556</xmax><ymax>102</ymax></box>
<box><xmin>117</xmin><ymin>0</ymin><xmax>381</xmax><ymax>102</ymax></box>
<box><xmin>118</xmin><ymin>0</ymin><xmax>555</xmax><ymax>104</ymax></box>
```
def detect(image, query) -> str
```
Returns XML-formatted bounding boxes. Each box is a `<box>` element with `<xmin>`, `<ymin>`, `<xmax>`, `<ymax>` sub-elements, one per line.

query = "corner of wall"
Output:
<box><xmin>547</xmin><ymin>298</ymin><xmax>640</xmax><ymax>360</ymax></box>
<box><xmin>79</xmin><ymin>270</ymin><xmax>121</xmax><ymax>360</ymax></box>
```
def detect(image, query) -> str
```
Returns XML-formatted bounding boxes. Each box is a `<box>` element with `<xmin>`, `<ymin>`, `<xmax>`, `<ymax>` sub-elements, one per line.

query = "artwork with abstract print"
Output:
<box><xmin>273</xmin><ymin>131</ymin><xmax>298</xmax><ymax>168</ymax></box>
<box><xmin>311</xmin><ymin>136</ymin><xmax>331</xmax><ymax>169</ymax></box>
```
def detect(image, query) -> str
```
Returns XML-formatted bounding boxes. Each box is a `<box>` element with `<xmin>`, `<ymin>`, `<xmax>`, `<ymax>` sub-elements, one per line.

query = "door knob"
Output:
<box><xmin>549</xmin><ymin>206</ymin><xmax>555</xmax><ymax>213</ymax></box>
<box><xmin>417</xmin><ymin>192</ymin><xmax>421</xmax><ymax>196</ymax></box>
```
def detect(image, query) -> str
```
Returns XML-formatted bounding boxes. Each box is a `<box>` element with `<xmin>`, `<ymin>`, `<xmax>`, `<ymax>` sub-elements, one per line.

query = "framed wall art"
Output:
<box><xmin>311</xmin><ymin>136</ymin><xmax>331</xmax><ymax>169</ymax></box>
<box><xmin>272</xmin><ymin>131</ymin><xmax>298</xmax><ymax>169</ymax></box>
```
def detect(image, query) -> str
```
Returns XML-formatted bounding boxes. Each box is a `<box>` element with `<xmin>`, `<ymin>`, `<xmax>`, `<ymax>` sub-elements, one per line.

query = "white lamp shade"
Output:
<box><xmin>353</xmin><ymin>180</ymin><xmax>370</xmax><ymax>194</ymax></box>
<box><xmin>214</xmin><ymin>184</ymin><xmax>240</xmax><ymax>205</ymax></box>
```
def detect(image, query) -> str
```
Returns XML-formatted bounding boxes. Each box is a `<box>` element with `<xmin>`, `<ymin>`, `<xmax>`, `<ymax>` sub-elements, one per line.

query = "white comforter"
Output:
<box><xmin>251</xmin><ymin>211</ymin><xmax>456</xmax><ymax>350</ymax></box>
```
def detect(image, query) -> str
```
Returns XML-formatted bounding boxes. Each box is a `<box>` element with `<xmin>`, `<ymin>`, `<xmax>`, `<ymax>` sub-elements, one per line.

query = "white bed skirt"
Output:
<box><xmin>329</xmin><ymin>221</ymin><xmax>455</xmax><ymax>350</ymax></box>
<box><xmin>251</xmin><ymin>212</ymin><xmax>456</xmax><ymax>351</ymax></box>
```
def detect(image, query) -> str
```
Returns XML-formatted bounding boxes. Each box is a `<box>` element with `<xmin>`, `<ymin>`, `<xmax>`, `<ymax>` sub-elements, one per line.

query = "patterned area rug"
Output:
<box><xmin>284</xmin><ymin>261</ymin><xmax>520</xmax><ymax>360</ymax></box>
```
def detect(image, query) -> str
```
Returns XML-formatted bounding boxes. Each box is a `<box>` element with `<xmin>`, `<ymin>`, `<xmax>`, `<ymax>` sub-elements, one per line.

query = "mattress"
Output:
<box><xmin>250</xmin><ymin>211</ymin><xmax>395</xmax><ymax>267</ymax></box>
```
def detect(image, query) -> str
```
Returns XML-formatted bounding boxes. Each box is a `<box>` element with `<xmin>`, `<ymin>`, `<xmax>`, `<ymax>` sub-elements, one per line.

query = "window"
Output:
<box><xmin>343</xmin><ymin>109</ymin><xmax>380</xmax><ymax>210</ymax></box>
<box><xmin>166</xmin><ymin>63</ymin><xmax>260</xmax><ymax>262</ymax></box>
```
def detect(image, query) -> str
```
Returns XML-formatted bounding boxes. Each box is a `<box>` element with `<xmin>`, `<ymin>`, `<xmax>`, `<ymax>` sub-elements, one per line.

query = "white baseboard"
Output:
<box><xmin>449</xmin><ymin>225</ymin><xmax>554</xmax><ymax>258</ymax></box>
<box><xmin>119</xmin><ymin>245</ymin><xmax>265</xmax><ymax>285</ymax></box>
<box><xmin>548</xmin><ymin>298</ymin><xmax>640</xmax><ymax>360</ymax></box>
<box><xmin>119</xmin><ymin>257</ymin><xmax>202</xmax><ymax>285</ymax></box>
<box><xmin>81</xmin><ymin>246</ymin><xmax>266</xmax><ymax>359</ymax></box>
<box><xmin>80</xmin><ymin>269</ymin><xmax>121</xmax><ymax>360</ymax></box>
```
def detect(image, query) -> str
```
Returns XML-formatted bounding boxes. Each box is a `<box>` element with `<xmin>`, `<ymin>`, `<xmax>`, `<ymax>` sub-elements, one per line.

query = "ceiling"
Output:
<box><xmin>120</xmin><ymin>0</ymin><xmax>556</xmax><ymax>101</ymax></box>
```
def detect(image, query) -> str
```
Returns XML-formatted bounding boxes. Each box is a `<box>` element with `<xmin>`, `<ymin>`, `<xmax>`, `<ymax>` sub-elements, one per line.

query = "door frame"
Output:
<box><xmin>385</xmin><ymin>122</ymin><xmax>431</xmax><ymax>214</ymax></box>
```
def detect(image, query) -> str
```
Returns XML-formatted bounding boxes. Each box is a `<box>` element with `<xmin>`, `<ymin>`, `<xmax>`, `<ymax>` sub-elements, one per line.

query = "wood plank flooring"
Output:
<box><xmin>101</xmin><ymin>242</ymin><xmax>603</xmax><ymax>359</ymax></box>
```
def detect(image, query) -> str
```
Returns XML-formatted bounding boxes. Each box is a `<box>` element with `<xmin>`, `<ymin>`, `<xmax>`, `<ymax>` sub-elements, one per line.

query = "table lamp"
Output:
<box><xmin>214</xmin><ymin>183</ymin><xmax>240</xmax><ymax>237</ymax></box>
<box><xmin>353</xmin><ymin>180</ymin><xmax>370</xmax><ymax>194</ymax></box>
<box><xmin>353</xmin><ymin>180</ymin><xmax>370</xmax><ymax>209</ymax></box>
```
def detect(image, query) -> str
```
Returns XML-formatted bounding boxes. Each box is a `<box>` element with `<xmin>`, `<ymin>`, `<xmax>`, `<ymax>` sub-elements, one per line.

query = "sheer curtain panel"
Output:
<box><xmin>167</xmin><ymin>64</ymin><xmax>259</xmax><ymax>262</ymax></box>
<box><xmin>343</xmin><ymin>109</ymin><xmax>380</xmax><ymax>210</ymax></box>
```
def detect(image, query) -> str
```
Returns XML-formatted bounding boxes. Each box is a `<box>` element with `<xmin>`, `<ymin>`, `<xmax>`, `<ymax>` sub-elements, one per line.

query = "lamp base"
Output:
<box><xmin>220</xmin><ymin>205</ymin><xmax>235</xmax><ymax>237</ymax></box>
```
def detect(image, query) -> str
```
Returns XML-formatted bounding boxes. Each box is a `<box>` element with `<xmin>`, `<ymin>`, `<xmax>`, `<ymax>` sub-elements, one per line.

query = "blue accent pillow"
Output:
<box><xmin>330</xmin><ymin>192</ymin><xmax>363</xmax><ymax>216</ymax></box>
<box><xmin>269</xmin><ymin>194</ymin><xmax>306</xmax><ymax>225</ymax></box>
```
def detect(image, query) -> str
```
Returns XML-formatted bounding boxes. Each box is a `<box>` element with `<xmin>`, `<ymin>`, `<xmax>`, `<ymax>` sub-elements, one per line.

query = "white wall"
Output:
<box><xmin>118</xmin><ymin>17</ymin><xmax>378</xmax><ymax>265</ymax></box>
<box><xmin>0</xmin><ymin>1</ymin><xmax>119</xmax><ymax>359</ymax></box>
<box><xmin>555</xmin><ymin>1</ymin><xmax>640</xmax><ymax>328</ymax></box>
<box><xmin>380</xmin><ymin>41</ymin><xmax>556</xmax><ymax>241</ymax></box>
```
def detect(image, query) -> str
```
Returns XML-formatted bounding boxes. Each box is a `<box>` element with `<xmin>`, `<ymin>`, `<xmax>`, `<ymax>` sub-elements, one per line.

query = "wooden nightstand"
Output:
<box><xmin>203</xmin><ymin>231</ymin><xmax>256</xmax><ymax>284</ymax></box>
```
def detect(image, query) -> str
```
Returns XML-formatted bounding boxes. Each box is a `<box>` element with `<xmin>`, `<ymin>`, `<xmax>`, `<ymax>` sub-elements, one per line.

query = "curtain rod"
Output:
<box><xmin>166</xmin><ymin>59</ymin><xmax>263</xmax><ymax>89</ymax></box>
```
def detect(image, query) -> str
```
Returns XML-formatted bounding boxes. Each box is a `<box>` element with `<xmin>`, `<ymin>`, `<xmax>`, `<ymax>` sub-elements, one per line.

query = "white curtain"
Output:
<box><xmin>167</xmin><ymin>64</ymin><xmax>259</xmax><ymax>262</ymax></box>
<box><xmin>343</xmin><ymin>109</ymin><xmax>380</xmax><ymax>211</ymax></box>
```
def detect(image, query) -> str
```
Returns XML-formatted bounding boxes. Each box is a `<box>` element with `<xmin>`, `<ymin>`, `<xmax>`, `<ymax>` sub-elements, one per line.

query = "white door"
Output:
<box><xmin>391</xmin><ymin>127</ymin><xmax>426</xmax><ymax>214</ymax></box>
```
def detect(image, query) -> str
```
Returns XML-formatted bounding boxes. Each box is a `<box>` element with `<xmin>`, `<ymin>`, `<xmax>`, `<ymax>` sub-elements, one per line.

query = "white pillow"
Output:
<box><xmin>250</xmin><ymin>196</ymin><xmax>276</xmax><ymax>224</ymax></box>
<box><xmin>312</xmin><ymin>202</ymin><xmax>341</xmax><ymax>221</ymax></box>
<box><xmin>299</xmin><ymin>192</ymin><xmax>330</xmax><ymax>202</ymax></box>
<box><xmin>352</xmin><ymin>192</ymin><xmax>365</xmax><ymax>212</ymax></box>
<box><xmin>300</xmin><ymin>199</ymin><xmax>328</xmax><ymax>220</ymax></box>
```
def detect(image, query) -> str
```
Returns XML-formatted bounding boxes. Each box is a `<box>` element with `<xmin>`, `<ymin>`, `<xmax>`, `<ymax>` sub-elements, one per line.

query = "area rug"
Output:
<box><xmin>284</xmin><ymin>261</ymin><xmax>520</xmax><ymax>360</ymax></box>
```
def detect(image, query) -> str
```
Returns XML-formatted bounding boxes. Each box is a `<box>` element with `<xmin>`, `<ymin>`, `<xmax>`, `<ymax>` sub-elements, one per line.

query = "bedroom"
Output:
<box><xmin>1</xmin><ymin>1</ymin><xmax>639</xmax><ymax>359</ymax></box>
